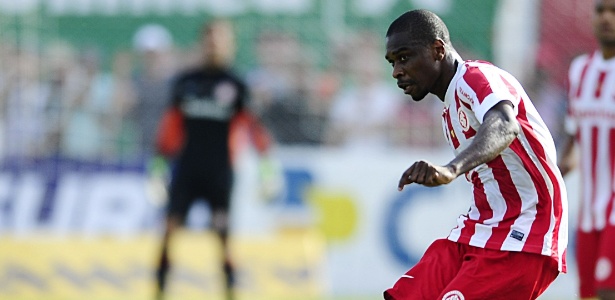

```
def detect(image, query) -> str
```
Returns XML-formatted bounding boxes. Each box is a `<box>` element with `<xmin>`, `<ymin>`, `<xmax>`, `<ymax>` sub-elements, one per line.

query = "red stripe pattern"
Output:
<box><xmin>594</xmin><ymin>71</ymin><xmax>607</xmax><ymax>98</ymax></box>
<box><xmin>608</xmin><ymin>129</ymin><xmax>615</xmax><ymax>227</ymax></box>
<box><xmin>515</xmin><ymin>100</ymin><xmax>562</xmax><ymax>260</ymax></box>
<box><xmin>443</xmin><ymin>60</ymin><xmax>567</xmax><ymax>272</ymax></box>
<box><xmin>443</xmin><ymin>107</ymin><xmax>460</xmax><ymax>149</ymax></box>
<box><xmin>462</xmin><ymin>66</ymin><xmax>493</xmax><ymax>104</ymax></box>
<box><xmin>590</xmin><ymin>126</ymin><xmax>599</xmax><ymax>229</ymax></box>
<box><xmin>484</xmin><ymin>155</ymin><xmax>523</xmax><ymax>247</ymax></box>
<box><xmin>567</xmin><ymin>50</ymin><xmax>615</xmax><ymax>235</ymax></box>
<box><xmin>575</xmin><ymin>52</ymin><xmax>594</xmax><ymax>99</ymax></box>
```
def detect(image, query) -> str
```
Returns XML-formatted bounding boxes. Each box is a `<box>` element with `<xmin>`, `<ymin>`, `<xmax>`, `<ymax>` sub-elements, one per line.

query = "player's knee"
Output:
<box><xmin>165</xmin><ymin>215</ymin><xmax>182</xmax><ymax>233</ymax></box>
<box><xmin>211</xmin><ymin>210</ymin><xmax>229</xmax><ymax>233</ymax></box>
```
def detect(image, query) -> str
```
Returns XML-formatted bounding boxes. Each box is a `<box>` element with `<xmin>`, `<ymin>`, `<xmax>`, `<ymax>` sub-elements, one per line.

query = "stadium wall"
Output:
<box><xmin>0</xmin><ymin>146</ymin><xmax>581</xmax><ymax>299</ymax></box>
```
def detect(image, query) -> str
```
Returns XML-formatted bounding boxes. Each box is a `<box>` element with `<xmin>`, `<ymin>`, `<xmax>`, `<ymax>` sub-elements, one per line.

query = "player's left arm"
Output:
<box><xmin>230</xmin><ymin>109</ymin><xmax>283</xmax><ymax>201</ymax></box>
<box><xmin>398</xmin><ymin>100</ymin><xmax>519</xmax><ymax>189</ymax></box>
<box><xmin>233</xmin><ymin>110</ymin><xmax>272</xmax><ymax>155</ymax></box>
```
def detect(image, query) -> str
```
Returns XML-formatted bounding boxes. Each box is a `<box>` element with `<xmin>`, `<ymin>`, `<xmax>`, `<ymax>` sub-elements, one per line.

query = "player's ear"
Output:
<box><xmin>432</xmin><ymin>39</ymin><xmax>446</xmax><ymax>61</ymax></box>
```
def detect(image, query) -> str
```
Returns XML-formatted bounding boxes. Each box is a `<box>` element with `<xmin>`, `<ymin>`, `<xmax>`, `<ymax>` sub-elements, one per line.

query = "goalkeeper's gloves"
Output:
<box><xmin>146</xmin><ymin>155</ymin><xmax>171</xmax><ymax>207</ymax></box>
<box><xmin>257</xmin><ymin>155</ymin><xmax>284</xmax><ymax>203</ymax></box>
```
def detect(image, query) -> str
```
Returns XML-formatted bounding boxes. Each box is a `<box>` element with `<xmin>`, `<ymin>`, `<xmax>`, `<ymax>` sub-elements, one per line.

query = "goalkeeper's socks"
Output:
<box><xmin>155</xmin><ymin>252</ymin><xmax>170</xmax><ymax>295</ymax></box>
<box><xmin>223</xmin><ymin>259</ymin><xmax>236</xmax><ymax>300</ymax></box>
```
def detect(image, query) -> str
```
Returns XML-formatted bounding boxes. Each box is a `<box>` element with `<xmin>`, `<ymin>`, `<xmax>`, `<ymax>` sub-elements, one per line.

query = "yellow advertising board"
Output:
<box><xmin>0</xmin><ymin>230</ymin><xmax>326</xmax><ymax>300</ymax></box>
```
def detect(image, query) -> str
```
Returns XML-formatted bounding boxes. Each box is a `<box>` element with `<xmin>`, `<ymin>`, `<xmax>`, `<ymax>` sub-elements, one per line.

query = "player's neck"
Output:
<box><xmin>433</xmin><ymin>56</ymin><xmax>458</xmax><ymax>101</ymax></box>
<box><xmin>601</xmin><ymin>46</ymin><xmax>615</xmax><ymax>60</ymax></box>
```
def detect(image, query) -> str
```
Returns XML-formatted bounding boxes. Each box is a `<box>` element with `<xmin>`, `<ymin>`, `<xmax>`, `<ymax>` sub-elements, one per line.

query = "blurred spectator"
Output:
<box><xmin>5</xmin><ymin>47</ymin><xmax>49</xmax><ymax>159</ymax></box>
<box><xmin>131</xmin><ymin>24</ymin><xmax>177</xmax><ymax>160</ymax></box>
<box><xmin>393</xmin><ymin>93</ymin><xmax>445</xmax><ymax>148</ymax></box>
<box><xmin>246</xmin><ymin>30</ymin><xmax>325</xmax><ymax>145</ymax></box>
<box><xmin>59</xmin><ymin>47</ymin><xmax>117</xmax><ymax>161</ymax></box>
<box><xmin>43</xmin><ymin>42</ymin><xmax>82</xmax><ymax>156</ymax></box>
<box><xmin>325</xmin><ymin>31</ymin><xmax>404</xmax><ymax>150</ymax></box>
<box><xmin>109</xmin><ymin>50</ymin><xmax>139</xmax><ymax>162</ymax></box>
<box><xmin>526</xmin><ymin>67</ymin><xmax>567</xmax><ymax>148</ymax></box>
<box><xmin>0</xmin><ymin>42</ymin><xmax>19</xmax><ymax>162</ymax></box>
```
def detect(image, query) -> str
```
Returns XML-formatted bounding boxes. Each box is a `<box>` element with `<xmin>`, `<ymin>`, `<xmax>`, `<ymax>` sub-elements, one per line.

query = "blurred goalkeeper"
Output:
<box><xmin>154</xmin><ymin>19</ymin><xmax>272</xmax><ymax>300</ymax></box>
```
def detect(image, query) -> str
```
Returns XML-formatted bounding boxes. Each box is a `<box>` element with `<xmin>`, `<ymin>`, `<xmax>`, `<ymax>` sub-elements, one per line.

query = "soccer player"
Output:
<box><xmin>154</xmin><ymin>19</ymin><xmax>271</xmax><ymax>300</ymax></box>
<box><xmin>383</xmin><ymin>9</ymin><xmax>568</xmax><ymax>300</ymax></box>
<box><xmin>558</xmin><ymin>1</ymin><xmax>615</xmax><ymax>299</ymax></box>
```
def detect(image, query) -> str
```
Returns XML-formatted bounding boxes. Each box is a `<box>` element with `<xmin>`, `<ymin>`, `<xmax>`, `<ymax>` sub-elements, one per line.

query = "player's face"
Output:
<box><xmin>202</xmin><ymin>21</ymin><xmax>236</xmax><ymax>67</ymax></box>
<box><xmin>385</xmin><ymin>33</ymin><xmax>440</xmax><ymax>101</ymax></box>
<box><xmin>594</xmin><ymin>0</ymin><xmax>615</xmax><ymax>46</ymax></box>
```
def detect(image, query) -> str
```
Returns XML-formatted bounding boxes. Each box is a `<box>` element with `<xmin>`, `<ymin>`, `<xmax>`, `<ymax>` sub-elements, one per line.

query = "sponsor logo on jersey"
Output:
<box><xmin>181</xmin><ymin>95</ymin><xmax>233</xmax><ymax>120</ymax></box>
<box><xmin>458</xmin><ymin>87</ymin><xmax>474</xmax><ymax>105</ymax></box>
<box><xmin>442</xmin><ymin>290</ymin><xmax>465</xmax><ymax>300</ymax></box>
<box><xmin>214</xmin><ymin>81</ymin><xmax>238</xmax><ymax>107</ymax></box>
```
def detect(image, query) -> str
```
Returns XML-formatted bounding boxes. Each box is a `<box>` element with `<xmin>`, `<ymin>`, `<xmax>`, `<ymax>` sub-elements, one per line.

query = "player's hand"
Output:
<box><xmin>398</xmin><ymin>160</ymin><xmax>457</xmax><ymax>190</ymax></box>
<box><xmin>258</xmin><ymin>155</ymin><xmax>284</xmax><ymax>203</ymax></box>
<box><xmin>146</xmin><ymin>155</ymin><xmax>171</xmax><ymax>207</ymax></box>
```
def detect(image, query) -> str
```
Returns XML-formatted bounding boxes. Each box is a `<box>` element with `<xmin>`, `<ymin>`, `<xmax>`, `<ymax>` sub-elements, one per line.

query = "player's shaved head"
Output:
<box><xmin>386</xmin><ymin>9</ymin><xmax>451</xmax><ymax>47</ymax></box>
<box><xmin>201</xmin><ymin>19</ymin><xmax>236</xmax><ymax>67</ymax></box>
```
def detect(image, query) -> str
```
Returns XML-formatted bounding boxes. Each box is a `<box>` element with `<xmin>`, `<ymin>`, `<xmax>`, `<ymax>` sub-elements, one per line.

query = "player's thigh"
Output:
<box><xmin>202</xmin><ymin>171</ymin><xmax>232</xmax><ymax>209</ymax></box>
<box><xmin>596</xmin><ymin>223</ymin><xmax>615</xmax><ymax>293</ymax></box>
<box><xmin>384</xmin><ymin>239</ymin><xmax>463</xmax><ymax>300</ymax></box>
<box><xmin>439</xmin><ymin>249</ymin><xmax>559</xmax><ymax>300</ymax></box>
<box><xmin>201</xmin><ymin>176</ymin><xmax>233</xmax><ymax>232</ymax></box>
<box><xmin>577</xmin><ymin>229</ymin><xmax>600</xmax><ymax>298</ymax></box>
<box><xmin>207</xmin><ymin>189</ymin><xmax>232</xmax><ymax>233</ymax></box>
<box><xmin>167</xmin><ymin>174</ymin><xmax>197</xmax><ymax>222</ymax></box>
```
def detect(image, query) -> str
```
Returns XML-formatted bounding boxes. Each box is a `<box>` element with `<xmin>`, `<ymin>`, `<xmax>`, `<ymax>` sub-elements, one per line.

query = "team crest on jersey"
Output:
<box><xmin>442</xmin><ymin>290</ymin><xmax>465</xmax><ymax>300</ymax></box>
<box><xmin>458</xmin><ymin>110</ymin><xmax>469</xmax><ymax>131</ymax></box>
<box><xmin>214</xmin><ymin>81</ymin><xmax>238</xmax><ymax>107</ymax></box>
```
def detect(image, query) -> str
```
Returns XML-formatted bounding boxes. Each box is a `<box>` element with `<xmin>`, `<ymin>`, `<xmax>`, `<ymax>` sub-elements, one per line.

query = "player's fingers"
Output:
<box><xmin>398</xmin><ymin>172</ymin><xmax>411</xmax><ymax>190</ymax></box>
<box><xmin>411</xmin><ymin>161</ymin><xmax>430</xmax><ymax>184</ymax></box>
<box><xmin>398</xmin><ymin>164</ymin><xmax>416</xmax><ymax>190</ymax></box>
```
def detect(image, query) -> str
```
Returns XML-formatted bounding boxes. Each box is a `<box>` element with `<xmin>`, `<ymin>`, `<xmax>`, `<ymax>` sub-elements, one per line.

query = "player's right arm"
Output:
<box><xmin>155</xmin><ymin>73</ymin><xmax>186</xmax><ymax>159</ymax></box>
<box><xmin>557</xmin><ymin>55</ymin><xmax>586</xmax><ymax>177</ymax></box>
<box><xmin>155</xmin><ymin>106</ymin><xmax>185</xmax><ymax>158</ymax></box>
<box><xmin>557</xmin><ymin>133</ymin><xmax>576</xmax><ymax>177</ymax></box>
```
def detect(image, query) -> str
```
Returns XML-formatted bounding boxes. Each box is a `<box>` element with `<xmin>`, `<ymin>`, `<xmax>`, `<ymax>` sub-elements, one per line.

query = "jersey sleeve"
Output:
<box><xmin>564</xmin><ymin>71</ymin><xmax>577</xmax><ymax>135</ymax></box>
<box><xmin>563</xmin><ymin>54</ymin><xmax>590</xmax><ymax>135</ymax></box>
<box><xmin>155</xmin><ymin>73</ymin><xmax>186</xmax><ymax>156</ymax></box>
<box><xmin>155</xmin><ymin>107</ymin><xmax>185</xmax><ymax>157</ymax></box>
<box><xmin>458</xmin><ymin>64</ymin><xmax>520</xmax><ymax>123</ymax></box>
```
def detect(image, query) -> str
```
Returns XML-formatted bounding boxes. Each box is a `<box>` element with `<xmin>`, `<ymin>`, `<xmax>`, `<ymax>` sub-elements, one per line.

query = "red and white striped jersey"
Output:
<box><xmin>443</xmin><ymin>60</ymin><xmax>568</xmax><ymax>272</ymax></box>
<box><xmin>566</xmin><ymin>51</ymin><xmax>615</xmax><ymax>234</ymax></box>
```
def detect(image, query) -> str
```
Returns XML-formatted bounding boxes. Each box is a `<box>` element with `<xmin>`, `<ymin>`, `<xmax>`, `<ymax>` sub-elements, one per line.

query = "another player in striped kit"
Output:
<box><xmin>384</xmin><ymin>9</ymin><xmax>568</xmax><ymax>300</ymax></box>
<box><xmin>559</xmin><ymin>1</ymin><xmax>615</xmax><ymax>299</ymax></box>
